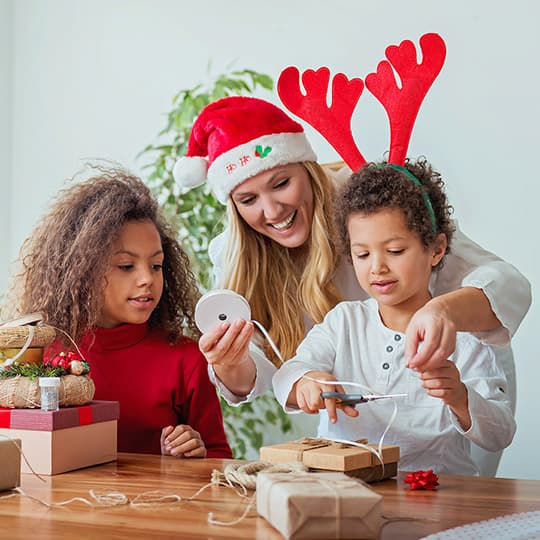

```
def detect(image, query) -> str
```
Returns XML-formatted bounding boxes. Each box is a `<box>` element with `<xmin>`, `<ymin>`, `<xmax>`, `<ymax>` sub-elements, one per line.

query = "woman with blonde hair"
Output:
<box><xmin>173</xmin><ymin>95</ymin><xmax>530</xmax><ymax>413</ymax></box>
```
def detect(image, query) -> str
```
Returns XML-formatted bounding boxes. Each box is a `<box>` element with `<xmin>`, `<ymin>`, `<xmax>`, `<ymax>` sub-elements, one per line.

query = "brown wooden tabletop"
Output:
<box><xmin>1</xmin><ymin>453</ymin><xmax>539</xmax><ymax>539</ymax></box>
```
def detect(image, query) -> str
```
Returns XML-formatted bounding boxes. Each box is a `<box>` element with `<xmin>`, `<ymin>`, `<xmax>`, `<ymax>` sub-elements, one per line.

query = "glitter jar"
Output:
<box><xmin>39</xmin><ymin>377</ymin><xmax>61</xmax><ymax>411</ymax></box>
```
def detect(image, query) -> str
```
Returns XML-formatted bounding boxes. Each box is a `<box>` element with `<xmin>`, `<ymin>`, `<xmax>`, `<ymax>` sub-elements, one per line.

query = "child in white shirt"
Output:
<box><xmin>272</xmin><ymin>159</ymin><xmax>516</xmax><ymax>475</ymax></box>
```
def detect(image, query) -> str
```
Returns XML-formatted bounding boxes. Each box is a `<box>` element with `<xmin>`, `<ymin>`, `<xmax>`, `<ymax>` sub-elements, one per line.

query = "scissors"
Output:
<box><xmin>320</xmin><ymin>391</ymin><xmax>407</xmax><ymax>406</ymax></box>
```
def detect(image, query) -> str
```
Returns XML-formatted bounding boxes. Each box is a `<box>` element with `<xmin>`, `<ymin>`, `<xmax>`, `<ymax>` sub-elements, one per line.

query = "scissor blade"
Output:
<box><xmin>363</xmin><ymin>393</ymin><xmax>408</xmax><ymax>401</ymax></box>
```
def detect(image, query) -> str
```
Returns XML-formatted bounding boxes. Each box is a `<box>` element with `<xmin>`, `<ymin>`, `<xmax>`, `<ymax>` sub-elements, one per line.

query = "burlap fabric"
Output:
<box><xmin>0</xmin><ymin>325</ymin><xmax>56</xmax><ymax>348</ymax></box>
<box><xmin>0</xmin><ymin>375</ymin><xmax>95</xmax><ymax>408</ymax></box>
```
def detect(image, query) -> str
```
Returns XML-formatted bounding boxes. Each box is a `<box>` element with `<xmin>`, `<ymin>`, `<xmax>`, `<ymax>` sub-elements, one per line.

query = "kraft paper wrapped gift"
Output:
<box><xmin>0</xmin><ymin>438</ymin><xmax>21</xmax><ymax>492</ymax></box>
<box><xmin>260</xmin><ymin>438</ymin><xmax>399</xmax><ymax>476</ymax></box>
<box><xmin>0</xmin><ymin>400</ymin><xmax>119</xmax><ymax>475</ymax></box>
<box><xmin>256</xmin><ymin>471</ymin><xmax>383</xmax><ymax>540</ymax></box>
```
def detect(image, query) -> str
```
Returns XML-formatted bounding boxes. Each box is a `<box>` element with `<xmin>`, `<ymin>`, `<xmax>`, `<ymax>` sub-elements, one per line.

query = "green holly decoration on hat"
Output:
<box><xmin>255</xmin><ymin>145</ymin><xmax>272</xmax><ymax>158</ymax></box>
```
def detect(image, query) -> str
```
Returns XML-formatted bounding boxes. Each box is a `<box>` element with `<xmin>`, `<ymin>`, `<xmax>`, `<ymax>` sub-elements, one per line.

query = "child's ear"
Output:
<box><xmin>431</xmin><ymin>233</ymin><xmax>447</xmax><ymax>267</ymax></box>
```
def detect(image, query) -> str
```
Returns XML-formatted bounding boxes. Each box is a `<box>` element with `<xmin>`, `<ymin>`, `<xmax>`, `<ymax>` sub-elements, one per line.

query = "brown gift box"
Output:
<box><xmin>260</xmin><ymin>438</ymin><xmax>399</xmax><ymax>473</ymax></box>
<box><xmin>256</xmin><ymin>471</ymin><xmax>383</xmax><ymax>540</ymax></box>
<box><xmin>0</xmin><ymin>438</ymin><xmax>21</xmax><ymax>492</ymax></box>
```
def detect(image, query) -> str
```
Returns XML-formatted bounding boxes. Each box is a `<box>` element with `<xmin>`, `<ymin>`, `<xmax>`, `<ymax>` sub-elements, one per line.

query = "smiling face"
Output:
<box><xmin>230</xmin><ymin>163</ymin><xmax>314</xmax><ymax>249</ymax></box>
<box><xmin>348</xmin><ymin>208</ymin><xmax>446</xmax><ymax>323</ymax></box>
<box><xmin>99</xmin><ymin>220</ymin><xmax>164</xmax><ymax>328</ymax></box>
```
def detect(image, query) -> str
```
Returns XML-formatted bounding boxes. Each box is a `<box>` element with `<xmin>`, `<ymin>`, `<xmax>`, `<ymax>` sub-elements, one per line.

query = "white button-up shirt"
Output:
<box><xmin>272</xmin><ymin>298</ymin><xmax>516</xmax><ymax>475</ymax></box>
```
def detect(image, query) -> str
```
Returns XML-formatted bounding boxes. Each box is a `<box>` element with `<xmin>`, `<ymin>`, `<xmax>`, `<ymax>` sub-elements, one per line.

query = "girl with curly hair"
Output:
<box><xmin>6</xmin><ymin>168</ymin><xmax>232</xmax><ymax>459</ymax></box>
<box><xmin>272</xmin><ymin>159</ymin><xmax>516</xmax><ymax>475</ymax></box>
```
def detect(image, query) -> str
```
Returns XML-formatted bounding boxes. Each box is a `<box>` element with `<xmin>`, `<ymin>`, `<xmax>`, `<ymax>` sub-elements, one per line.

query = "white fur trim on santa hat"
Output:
<box><xmin>207</xmin><ymin>132</ymin><xmax>316</xmax><ymax>203</ymax></box>
<box><xmin>172</xmin><ymin>156</ymin><xmax>209</xmax><ymax>190</ymax></box>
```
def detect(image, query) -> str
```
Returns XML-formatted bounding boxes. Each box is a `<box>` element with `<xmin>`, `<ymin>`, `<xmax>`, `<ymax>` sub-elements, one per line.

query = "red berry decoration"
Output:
<box><xmin>59</xmin><ymin>358</ymin><xmax>70</xmax><ymax>369</ymax></box>
<box><xmin>404</xmin><ymin>470</ymin><xmax>439</xmax><ymax>491</ymax></box>
<box><xmin>51</xmin><ymin>355</ymin><xmax>63</xmax><ymax>367</ymax></box>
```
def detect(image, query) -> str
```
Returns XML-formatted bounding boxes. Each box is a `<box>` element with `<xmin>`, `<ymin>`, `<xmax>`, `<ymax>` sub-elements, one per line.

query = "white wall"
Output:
<box><xmin>2</xmin><ymin>0</ymin><xmax>538</xmax><ymax>479</ymax></box>
<box><xmin>0</xmin><ymin>0</ymin><xmax>13</xmax><ymax>295</ymax></box>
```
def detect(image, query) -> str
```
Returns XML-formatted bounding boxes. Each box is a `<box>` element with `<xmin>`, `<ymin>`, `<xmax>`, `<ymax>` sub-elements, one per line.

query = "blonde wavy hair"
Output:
<box><xmin>220</xmin><ymin>161</ymin><xmax>342</xmax><ymax>366</ymax></box>
<box><xmin>4</xmin><ymin>167</ymin><xmax>200</xmax><ymax>347</ymax></box>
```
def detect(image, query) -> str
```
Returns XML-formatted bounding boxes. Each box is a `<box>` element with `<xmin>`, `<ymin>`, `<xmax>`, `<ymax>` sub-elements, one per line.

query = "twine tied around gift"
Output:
<box><xmin>296</xmin><ymin>436</ymin><xmax>388</xmax><ymax>478</ymax></box>
<box><xmin>265</xmin><ymin>471</ymin><xmax>364</xmax><ymax>539</ymax></box>
<box><xmin>302</xmin><ymin>375</ymin><xmax>402</xmax><ymax>480</ymax></box>
<box><xmin>263</xmin><ymin>470</ymin><xmax>440</xmax><ymax>534</ymax></box>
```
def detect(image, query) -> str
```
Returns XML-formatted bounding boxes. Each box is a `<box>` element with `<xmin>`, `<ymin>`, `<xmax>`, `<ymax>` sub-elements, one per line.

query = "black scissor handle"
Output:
<box><xmin>320</xmin><ymin>391</ymin><xmax>368</xmax><ymax>406</ymax></box>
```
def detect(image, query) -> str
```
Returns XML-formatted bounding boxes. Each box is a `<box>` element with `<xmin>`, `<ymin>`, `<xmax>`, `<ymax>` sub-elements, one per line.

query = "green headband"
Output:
<box><xmin>384</xmin><ymin>164</ymin><xmax>437</xmax><ymax>233</ymax></box>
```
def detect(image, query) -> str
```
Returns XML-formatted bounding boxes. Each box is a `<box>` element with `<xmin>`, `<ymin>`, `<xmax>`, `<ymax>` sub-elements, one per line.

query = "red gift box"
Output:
<box><xmin>0</xmin><ymin>401</ymin><xmax>119</xmax><ymax>475</ymax></box>
<box><xmin>0</xmin><ymin>400</ymin><xmax>119</xmax><ymax>429</ymax></box>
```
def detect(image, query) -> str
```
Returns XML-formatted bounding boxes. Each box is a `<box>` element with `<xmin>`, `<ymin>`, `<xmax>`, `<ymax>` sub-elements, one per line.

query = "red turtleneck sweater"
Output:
<box><xmin>76</xmin><ymin>323</ymin><xmax>232</xmax><ymax>458</ymax></box>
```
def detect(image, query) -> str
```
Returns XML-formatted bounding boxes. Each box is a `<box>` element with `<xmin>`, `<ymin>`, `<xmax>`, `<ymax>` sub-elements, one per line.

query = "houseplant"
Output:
<box><xmin>139</xmin><ymin>68</ymin><xmax>292</xmax><ymax>458</ymax></box>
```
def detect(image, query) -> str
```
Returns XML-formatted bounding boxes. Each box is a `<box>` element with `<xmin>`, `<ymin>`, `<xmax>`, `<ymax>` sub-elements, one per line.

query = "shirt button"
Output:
<box><xmin>394</xmin><ymin>334</ymin><xmax>401</xmax><ymax>341</ymax></box>
<box><xmin>386</xmin><ymin>345</ymin><xmax>393</xmax><ymax>353</ymax></box>
<box><xmin>382</xmin><ymin>362</ymin><xmax>390</xmax><ymax>370</ymax></box>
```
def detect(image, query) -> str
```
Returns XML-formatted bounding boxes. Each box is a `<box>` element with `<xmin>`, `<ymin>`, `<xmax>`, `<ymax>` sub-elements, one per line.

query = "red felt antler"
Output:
<box><xmin>365</xmin><ymin>33</ymin><xmax>446</xmax><ymax>165</ymax></box>
<box><xmin>278</xmin><ymin>66</ymin><xmax>366</xmax><ymax>171</ymax></box>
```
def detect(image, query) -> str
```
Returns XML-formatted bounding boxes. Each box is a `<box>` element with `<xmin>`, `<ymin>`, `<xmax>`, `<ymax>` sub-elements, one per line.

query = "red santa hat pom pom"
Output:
<box><xmin>172</xmin><ymin>156</ymin><xmax>208</xmax><ymax>190</ymax></box>
<box><xmin>404</xmin><ymin>470</ymin><xmax>439</xmax><ymax>491</ymax></box>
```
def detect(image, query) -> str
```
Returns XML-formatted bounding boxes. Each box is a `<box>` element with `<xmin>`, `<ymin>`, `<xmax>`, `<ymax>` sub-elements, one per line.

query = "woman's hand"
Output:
<box><xmin>199</xmin><ymin>319</ymin><xmax>254</xmax><ymax>367</ymax></box>
<box><xmin>405</xmin><ymin>296</ymin><xmax>457</xmax><ymax>372</ymax></box>
<box><xmin>406</xmin><ymin>287</ymin><xmax>501</xmax><ymax>372</ymax></box>
<box><xmin>419</xmin><ymin>360</ymin><xmax>471</xmax><ymax>430</ymax></box>
<box><xmin>293</xmin><ymin>371</ymin><xmax>359</xmax><ymax>423</ymax></box>
<box><xmin>198</xmin><ymin>319</ymin><xmax>257</xmax><ymax>396</ymax></box>
<box><xmin>160</xmin><ymin>425</ymin><xmax>207</xmax><ymax>458</ymax></box>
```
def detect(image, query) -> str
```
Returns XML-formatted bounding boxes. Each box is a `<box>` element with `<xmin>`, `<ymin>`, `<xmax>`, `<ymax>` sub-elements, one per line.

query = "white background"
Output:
<box><xmin>1</xmin><ymin>0</ymin><xmax>537</xmax><ymax>479</ymax></box>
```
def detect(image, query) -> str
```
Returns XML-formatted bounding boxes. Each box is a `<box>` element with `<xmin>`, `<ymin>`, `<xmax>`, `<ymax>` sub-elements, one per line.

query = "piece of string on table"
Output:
<box><xmin>0</xmin><ymin>439</ymin><xmax>437</xmax><ymax>529</ymax></box>
<box><xmin>0</xmin><ymin>451</ymin><xmax>302</xmax><ymax>525</ymax></box>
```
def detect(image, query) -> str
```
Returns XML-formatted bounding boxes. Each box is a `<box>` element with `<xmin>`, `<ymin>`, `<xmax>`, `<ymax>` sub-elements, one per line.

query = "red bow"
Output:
<box><xmin>404</xmin><ymin>469</ymin><xmax>439</xmax><ymax>491</ymax></box>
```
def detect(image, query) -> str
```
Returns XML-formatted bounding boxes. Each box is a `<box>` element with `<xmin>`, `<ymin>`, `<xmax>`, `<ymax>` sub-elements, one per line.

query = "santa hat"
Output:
<box><xmin>172</xmin><ymin>96</ymin><xmax>317</xmax><ymax>204</ymax></box>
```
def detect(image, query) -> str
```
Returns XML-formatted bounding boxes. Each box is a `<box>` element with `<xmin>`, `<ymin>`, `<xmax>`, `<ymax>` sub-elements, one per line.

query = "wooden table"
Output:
<box><xmin>1</xmin><ymin>453</ymin><xmax>539</xmax><ymax>539</ymax></box>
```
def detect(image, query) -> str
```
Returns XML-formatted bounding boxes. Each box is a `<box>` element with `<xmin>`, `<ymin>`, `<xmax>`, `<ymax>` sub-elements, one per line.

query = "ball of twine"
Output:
<box><xmin>212</xmin><ymin>461</ymin><xmax>308</xmax><ymax>491</ymax></box>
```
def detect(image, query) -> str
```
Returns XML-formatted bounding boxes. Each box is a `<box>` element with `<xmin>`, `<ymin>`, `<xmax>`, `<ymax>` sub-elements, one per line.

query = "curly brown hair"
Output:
<box><xmin>335</xmin><ymin>158</ymin><xmax>455</xmax><ymax>268</ymax></box>
<box><xmin>9</xmin><ymin>167</ymin><xmax>200</xmax><ymax>346</ymax></box>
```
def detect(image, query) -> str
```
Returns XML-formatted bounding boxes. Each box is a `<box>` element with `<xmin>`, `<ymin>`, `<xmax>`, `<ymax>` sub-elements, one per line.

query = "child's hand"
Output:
<box><xmin>419</xmin><ymin>360</ymin><xmax>471</xmax><ymax>430</ymax></box>
<box><xmin>293</xmin><ymin>371</ymin><xmax>359</xmax><ymax>424</ymax></box>
<box><xmin>160</xmin><ymin>425</ymin><xmax>207</xmax><ymax>458</ymax></box>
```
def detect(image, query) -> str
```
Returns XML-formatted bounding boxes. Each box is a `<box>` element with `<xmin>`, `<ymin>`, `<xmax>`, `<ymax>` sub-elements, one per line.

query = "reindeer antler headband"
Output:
<box><xmin>277</xmin><ymin>33</ymin><xmax>446</xmax><ymax>170</ymax></box>
<box><xmin>277</xmin><ymin>33</ymin><xmax>446</xmax><ymax>230</ymax></box>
